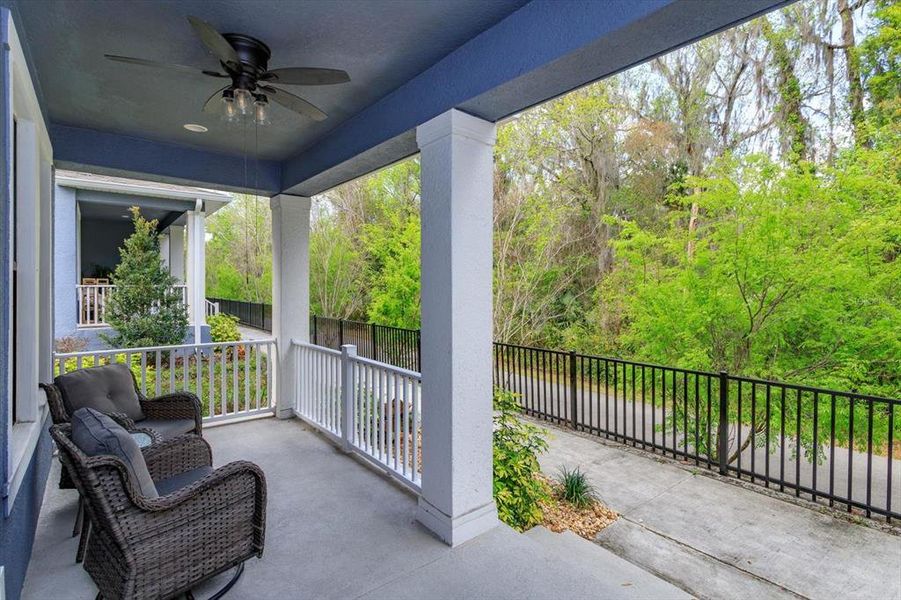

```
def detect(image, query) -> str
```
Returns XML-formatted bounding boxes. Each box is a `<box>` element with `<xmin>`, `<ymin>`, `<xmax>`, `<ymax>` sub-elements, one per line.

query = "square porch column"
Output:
<box><xmin>416</xmin><ymin>109</ymin><xmax>498</xmax><ymax>546</ymax></box>
<box><xmin>270</xmin><ymin>194</ymin><xmax>311</xmax><ymax>419</ymax></box>
<box><xmin>167</xmin><ymin>224</ymin><xmax>185</xmax><ymax>283</ymax></box>
<box><xmin>186</xmin><ymin>206</ymin><xmax>206</xmax><ymax>342</ymax></box>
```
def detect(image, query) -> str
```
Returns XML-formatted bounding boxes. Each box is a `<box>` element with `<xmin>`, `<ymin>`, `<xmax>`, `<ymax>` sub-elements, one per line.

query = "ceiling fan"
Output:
<box><xmin>105</xmin><ymin>16</ymin><xmax>350</xmax><ymax>124</ymax></box>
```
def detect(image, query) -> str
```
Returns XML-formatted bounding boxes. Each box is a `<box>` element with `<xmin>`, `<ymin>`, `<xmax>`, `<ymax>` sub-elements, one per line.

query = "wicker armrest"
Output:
<box><xmin>107</xmin><ymin>412</ymin><xmax>137</xmax><ymax>431</ymax></box>
<box><xmin>140</xmin><ymin>392</ymin><xmax>203</xmax><ymax>433</ymax></box>
<box><xmin>142</xmin><ymin>434</ymin><xmax>213</xmax><ymax>481</ymax></box>
<box><xmin>131</xmin><ymin>460</ymin><xmax>267</xmax><ymax>554</ymax></box>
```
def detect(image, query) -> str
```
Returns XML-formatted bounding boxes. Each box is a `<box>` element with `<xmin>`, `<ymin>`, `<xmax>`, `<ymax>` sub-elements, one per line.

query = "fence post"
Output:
<box><xmin>339</xmin><ymin>319</ymin><xmax>345</xmax><ymax>347</ymax></box>
<box><xmin>371</xmin><ymin>322</ymin><xmax>378</xmax><ymax>362</ymax></box>
<box><xmin>416</xmin><ymin>330</ymin><xmax>422</xmax><ymax>373</ymax></box>
<box><xmin>718</xmin><ymin>371</ymin><xmax>729</xmax><ymax>475</ymax></box>
<box><xmin>569</xmin><ymin>351</ymin><xmax>578</xmax><ymax>430</ymax></box>
<box><xmin>340</xmin><ymin>344</ymin><xmax>357</xmax><ymax>452</ymax></box>
<box><xmin>313</xmin><ymin>315</ymin><xmax>318</xmax><ymax>345</ymax></box>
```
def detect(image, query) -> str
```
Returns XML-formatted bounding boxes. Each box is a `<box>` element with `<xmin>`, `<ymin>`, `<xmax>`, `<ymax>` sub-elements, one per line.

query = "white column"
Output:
<box><xmin>14</xmin><ymin>119</ymin><xmax>40</xmax><ymax>421</ymax></box>
<box><xmin>39</xmin><ymin>161</ymin><xmax>54</xmax><ymax>382</ymax></box>
<box><xmin>415</xmin><ymin>109</ymin><xmax>497</xmax><ymax>546</ymax></box>
<box><xmin>186</xmin><ymin>205</ymin><xmax>206</xmax><ymax>342</ymax></box>
<box><xmin>168</xmin><ymin>225</ymin><xmax>185</xmax><ymax>283</ymax></box>
<box><xmin>159</xmin><ymin>233</ymin><xmax>170</xmax><ymax>270</ymax></box>
<box><xmin>270</xmin><ymin>194</ymin><xmax>311</xmax><ymax>419</ymax></box>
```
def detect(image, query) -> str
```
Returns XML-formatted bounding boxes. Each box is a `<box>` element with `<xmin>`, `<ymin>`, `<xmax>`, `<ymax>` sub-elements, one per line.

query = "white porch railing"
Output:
<box><xmin>292</xmin><ymin>340</ymin><xmax>422</xmax><ymax>491</ymax></box>
<box><xmin>76</xmin><ymin>284</ymin><xmax>189</xmax><ymax>327</ymax></box>
<box><xmin>205</xmin><ymin>299</ymin><xmax>220</xmax><ymax>317</ymax></box>
<box><xmin>53</xmin><ymin>338</ymin><xmax>276</xmax><ymax>424</ymax></box>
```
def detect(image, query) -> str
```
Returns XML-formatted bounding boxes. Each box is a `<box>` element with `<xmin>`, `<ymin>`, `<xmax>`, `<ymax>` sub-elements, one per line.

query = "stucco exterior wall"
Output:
<box><xmin>53</xmin><ymin>184</ymin><xmax>77</xmax><ymax>340</ymax></box>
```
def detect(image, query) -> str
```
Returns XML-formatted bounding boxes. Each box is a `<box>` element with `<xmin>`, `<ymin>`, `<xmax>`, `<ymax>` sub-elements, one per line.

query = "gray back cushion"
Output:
<box><xmin>71</xmin><ymin>408</ymin><xmax>158</xmax><ymax>499</ymax></box>
<box><xmin>56</xmin><ymin>363</ymin><xmax>144</xmax><ymax>421</ymax></box>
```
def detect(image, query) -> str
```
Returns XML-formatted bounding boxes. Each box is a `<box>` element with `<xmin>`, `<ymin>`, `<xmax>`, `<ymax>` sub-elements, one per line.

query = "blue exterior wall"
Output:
<box><xmin>53</xmin><ymin>184</ymin><xmax>77</xmax><ymax>338</ymax></box>
<box><xmin>0</xmin><ymin>429</ymin><xmax>51</xmax><ymax>600</ymax></box>
<box><xmin>1</xmin><ymin>8</ymin><xmax>52</xmax><ymax>600</ymax></box>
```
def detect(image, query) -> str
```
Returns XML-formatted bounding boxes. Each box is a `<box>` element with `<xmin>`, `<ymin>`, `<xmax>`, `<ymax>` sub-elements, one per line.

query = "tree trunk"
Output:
<box><xmin>838</xmin><ymin>0</ymin><xmax>865</xmax><ymax>146</ymax></box>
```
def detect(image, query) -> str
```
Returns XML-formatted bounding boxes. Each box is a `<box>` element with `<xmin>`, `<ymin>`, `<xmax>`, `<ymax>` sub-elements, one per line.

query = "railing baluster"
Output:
<box><xmin>140</xmin><ymin>352</ymin><xmax>147</xmax><ymax>395</ymax></box>
<box><xmin>168</xmin><ymin>348</ymin><xmax>175</xmax><ymax>394</ymax></box>
<box><xmin>155</xmin><ymin>350</ymin><xmax>162</xmax><ymax>397</ymax></box>
<box><xmin>413</xmin><ymin>376</ymin><xmax>420</xmax><ymax>482</ymax></box>
<box><xmin>244</xmin><ymin>342</ymin><xmax>250</xmax><ymax>414</ymax></box>
<box><xmin>830</xmin><ymin>394</ymin><xmax>837</xmax><ymax>506</ymax></box>
<box><xmin>847</xmin><ymin>396</ymin><xmax>854</xmax><ymax>510</ymax></box>
<box><xmin>231</xmin><ymin>344</ymin><xmax>241</xmax><ymax>413</ymax></box>
<box><xmin>866</xmin><ymin>399</ymin><xmax>873</xmax><ymax>518</ymax></box>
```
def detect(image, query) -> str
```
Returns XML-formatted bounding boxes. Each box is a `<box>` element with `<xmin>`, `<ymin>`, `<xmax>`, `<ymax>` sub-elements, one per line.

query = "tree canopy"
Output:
<box><xmin>207</xmin><ymin>0</ymin><xmax>899</xmax><ymax>398</ymax></box>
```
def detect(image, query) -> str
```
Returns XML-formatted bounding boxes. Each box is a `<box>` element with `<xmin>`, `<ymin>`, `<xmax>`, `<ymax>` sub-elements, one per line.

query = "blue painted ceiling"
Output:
<box><xmin>4</xmin><ymin>0</ymin><xmax>528</xmax><ymax>161</ymax></box>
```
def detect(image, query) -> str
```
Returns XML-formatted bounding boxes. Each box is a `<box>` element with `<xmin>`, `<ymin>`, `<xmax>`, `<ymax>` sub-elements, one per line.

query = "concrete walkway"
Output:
<box><xmin>237</xmin><ymin>324</ymin><xmax>272</xmax><ymax>341</ymax></box>
<box><xmin>538</xmin><ymin>421</ymin><xmax>901</xmax><ymax>600</ymax></box>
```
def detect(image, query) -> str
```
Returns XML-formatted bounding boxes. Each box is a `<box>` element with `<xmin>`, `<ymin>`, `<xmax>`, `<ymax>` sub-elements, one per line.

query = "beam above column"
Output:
<box><xmin>416</xmin><ymin>109</ymin><xmax>497</xmax><ymax>546</ymax></box>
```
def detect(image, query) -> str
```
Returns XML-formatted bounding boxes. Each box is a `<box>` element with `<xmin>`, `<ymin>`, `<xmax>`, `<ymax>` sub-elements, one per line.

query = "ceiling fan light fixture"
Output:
<box><xmin>253</xmin><ymin>95</ymin><xmax>270</xmax><ymax>126</ymax></box>
<box><xmin>221</xmin><ymin>89</ymin><xmax>239</xmax><ymax>123</ymax></box>
<box><xmin>234</xmin><ymin>88</ymin><xmax>253</xmax><ymax>115</ymax></box>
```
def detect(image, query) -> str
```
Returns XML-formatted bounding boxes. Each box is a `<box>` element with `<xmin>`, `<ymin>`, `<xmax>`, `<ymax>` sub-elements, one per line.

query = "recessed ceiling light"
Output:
<box><xmin>183</xmin><ymin>123</ymin><xmax>208</xmax><ymax>133</ymax></box>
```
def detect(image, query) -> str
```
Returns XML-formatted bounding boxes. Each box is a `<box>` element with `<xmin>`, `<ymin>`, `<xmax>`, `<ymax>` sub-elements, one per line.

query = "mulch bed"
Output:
<box><xmin>536</xmin><ymin>474</ymin><xmax>618</xmax><ymax>540</ymax></box>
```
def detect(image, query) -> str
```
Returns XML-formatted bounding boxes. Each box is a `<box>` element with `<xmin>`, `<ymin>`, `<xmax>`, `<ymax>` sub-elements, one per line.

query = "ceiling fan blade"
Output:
<box><xmin>202</xmin><ymin>85</ymin><xmax>229</xmax><ymax>113</ymax></box>
<box><xmin>187</xmin><ymin>16</ymin><xmax>240</xmax><ymax>71</ymax></box>
<box><xmin>105</xmin><ymin>54</ymin><xmax>228</xmax><ymax>78</ymax></box>
<box><xmin>262</xmin><ymin>67</ymin><xmax>350</xmax><ymax>86</ymax></box>
<box><xmin>261</xmin><ymin>86</ymin><xmax>327</xmax><ymax>121</ymax></box>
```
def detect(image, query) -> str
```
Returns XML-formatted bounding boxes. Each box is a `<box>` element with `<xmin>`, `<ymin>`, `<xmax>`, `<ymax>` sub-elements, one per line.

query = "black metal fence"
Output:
<box><xmin>208</xmin><ymin>299</ymin><xmax>422</xmax><ymax>371</ymax></box>
<box><xmin>210</xmin><ymin>298</ymin><xmax>900</xmax><ymax>521</ymax></box>
<box><xmin>311</xmin><ymin>315</ymin><xmax>421</xmax><ymax>372</ymax></box>
<box><xmin>208</xmin><ymin>297</ymin><xmax>272</xmax><ymax>331</ymax></box>
<box><xmin>493</xmin><ymin>342</ymin><xmax>901</xmax><ymax>522</ymax></box>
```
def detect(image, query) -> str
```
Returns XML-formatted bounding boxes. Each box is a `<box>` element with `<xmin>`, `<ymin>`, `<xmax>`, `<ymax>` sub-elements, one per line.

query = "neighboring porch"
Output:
<box><xmin>53</xmin><ymin>171</ymin><xmax>228</xmax><ymax>345</ymax></box>
<box><xmin>22</xmin><ymin>417</ymin><xmax>685</xmax><ymax>600</ymax></box>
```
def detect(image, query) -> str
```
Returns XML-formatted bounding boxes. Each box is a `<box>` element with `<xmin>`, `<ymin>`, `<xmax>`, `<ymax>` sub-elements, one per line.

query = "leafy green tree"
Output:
<box><xmin>859</xmin><ymin>0</ymin><xmax>901</xmax><ymax>132</ymax></box>
<box><xmin>206</xmin><ymin>194</ymin><xmax>272</xmax><ymax>303</ymax></box>
<box><xmin>102</xmin><ymin>208</ymin><xmax>188</xmax><ymax>348</ymax></box>
<box><xmin>310</xmin><ymin>203</ymin><xmax>367</xmax><ymax>319</ymax></box>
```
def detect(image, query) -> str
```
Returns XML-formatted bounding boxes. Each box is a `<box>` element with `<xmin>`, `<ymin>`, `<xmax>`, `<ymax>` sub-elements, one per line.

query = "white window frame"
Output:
<box><xmin>4</xmin><ymin>12</ymin><xmax>53</xmax><ymax>515</ymax></box>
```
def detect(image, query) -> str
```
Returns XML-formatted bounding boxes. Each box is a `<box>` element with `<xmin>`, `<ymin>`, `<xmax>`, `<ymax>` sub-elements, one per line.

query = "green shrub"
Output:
<box><xmin>101</xmin><ymin>207</ymin><xmax>188</xmax><ymax>348</ymax></box>
<box><xmin>557</xmin><ymin>466</ymin><xmax>597</xmax><ymax>509</ymax></box>
<box><xmin>493</xmin><ymin>388</ymin><xmax>550</xmax><ymax>531</ymax></box>
<box><xmin>208</xmin><ymin>313</ymin><xmax>241</xmax><ymax>342</ymax></box>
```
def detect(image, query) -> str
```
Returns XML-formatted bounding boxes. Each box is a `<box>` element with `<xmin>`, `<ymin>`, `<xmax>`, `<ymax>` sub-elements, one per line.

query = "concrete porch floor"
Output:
<box><xmin>23</xmin><ymin>417</ymin><xmax>685</xmax><ymax>600</ymax></box>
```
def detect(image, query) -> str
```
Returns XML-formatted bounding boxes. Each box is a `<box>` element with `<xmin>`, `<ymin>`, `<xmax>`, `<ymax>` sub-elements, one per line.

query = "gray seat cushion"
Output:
<box><xmin>71</xmin><ymin>408</ymin><xmax>158</xmax><ymax>499</ymax></box>
<box><xmin>154</xmin><ymin>466</ymin><xmax>213</xmax><ymax>496</ymax></box>
<box><xmin>138</xmin><ymin>418</ymin><xmax>196</xmax><ymax>440</ymax></box>
<box><xmin>56</xmin><ymin>364</ymin><xmax>145</xmax><ymax>422</ymax></box>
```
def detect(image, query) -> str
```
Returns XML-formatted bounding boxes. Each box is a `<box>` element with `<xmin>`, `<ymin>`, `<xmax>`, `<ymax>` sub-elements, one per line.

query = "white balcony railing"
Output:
<box><xmin>76</xmin><ymin>284</ymin><xmax>188</xmax><ymax>327</ymax></box>
<box><xmin>53</xmin><ymin>339</ymin><xmax>276</xmax><ymax>425</ymax></box>
<box><xmin>292</xmin><ymin>340</ymin><xmax>422</xmax><ymax>490</ymax></box>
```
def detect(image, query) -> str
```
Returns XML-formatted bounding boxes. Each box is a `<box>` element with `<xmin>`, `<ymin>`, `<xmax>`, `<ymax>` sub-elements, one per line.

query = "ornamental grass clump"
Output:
<box><xmin>492</xmin><ymin>389</ymin><xmax>550</xmax><ymax>531</ymax></box>
<box><xmin>557</xmin><ymin>466</ymin><xmax>597</xmax><ymax>509</ymax></box>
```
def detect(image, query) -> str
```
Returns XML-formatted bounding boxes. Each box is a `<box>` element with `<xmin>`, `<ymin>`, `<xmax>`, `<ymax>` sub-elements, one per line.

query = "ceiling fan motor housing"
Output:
<box><xmin>223</xmin><ymin>33</ymin><xmax>271</xmax><ymax>90</ymax></box>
